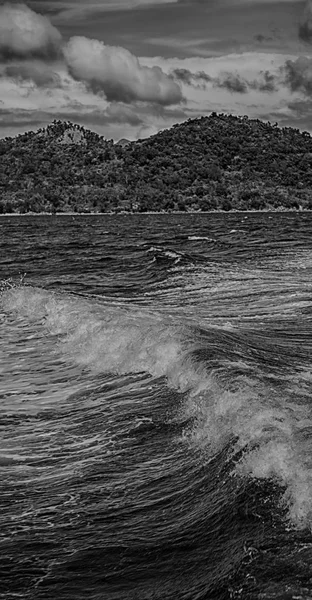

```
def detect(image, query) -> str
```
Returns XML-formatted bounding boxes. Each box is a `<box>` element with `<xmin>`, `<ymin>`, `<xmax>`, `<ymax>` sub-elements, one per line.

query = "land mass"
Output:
<box><xmin>1</xmin><ymin>114</ymin><xmax>312</xmax><ymax>213</ymax></box>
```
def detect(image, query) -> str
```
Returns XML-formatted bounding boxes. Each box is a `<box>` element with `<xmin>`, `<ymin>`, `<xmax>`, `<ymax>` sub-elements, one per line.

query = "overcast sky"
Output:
<box><xmin>0</xmin><ymin>0</ymin><xmax>312</xmax><ymax>139</ymax></box>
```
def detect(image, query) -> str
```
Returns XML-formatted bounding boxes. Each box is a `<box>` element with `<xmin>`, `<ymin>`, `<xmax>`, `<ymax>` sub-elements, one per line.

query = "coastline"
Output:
<box><xmin>0</xmin><ymin>209</ymin><xmax>311</xmax><ymax>216</ymax></box>
<box><xmin>2</xmin><ymin>116</ymin><xmax>312</xmax><ymax>217</ymax></box>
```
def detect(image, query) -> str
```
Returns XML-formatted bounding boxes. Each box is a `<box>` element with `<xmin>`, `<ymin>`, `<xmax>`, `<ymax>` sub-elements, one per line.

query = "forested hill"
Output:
<box><xmin>1</xmin><ymin>113</ymin><xmax>312</xmax><ymax>213</ymax></box>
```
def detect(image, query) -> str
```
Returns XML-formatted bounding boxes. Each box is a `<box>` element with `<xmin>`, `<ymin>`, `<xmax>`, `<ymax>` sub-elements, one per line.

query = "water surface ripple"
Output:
<box><xmin>1</xmin><ymin>213</ymin><xmax>312</xmax><ymax>600</ymax></box>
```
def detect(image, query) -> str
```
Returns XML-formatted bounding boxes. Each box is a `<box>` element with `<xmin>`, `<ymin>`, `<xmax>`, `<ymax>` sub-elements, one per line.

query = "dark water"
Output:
<box><xmin>2</xmin><ymin>212</ymin><xmax>312</xmax><ymax>600</ymax></box>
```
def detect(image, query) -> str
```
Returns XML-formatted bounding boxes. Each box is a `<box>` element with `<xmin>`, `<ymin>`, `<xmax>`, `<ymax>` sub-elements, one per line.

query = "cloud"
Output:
<box><xmin>0</xmin><ymin>101</ymin><xmax>189</xmax><ymax>141</ymax></box>
<box><xmin>28</xmin><ymin>0</ymin><xmax>178</xmax><ymax>21</ymax></box>
<box><xmin>259</xmin><ymin>100</ymin><xmax>312</xmax><ymax>134</ymax></box>
<box><xmin>0</xmin><ymin>3</ymin><xmax>62</xmax><ymax>61</ymax></box>
<box><xmin>284</xmin><ymin>57</ymin><xmax>312</xmax><ymax>95</ymax></box>
<box><xmin>205</xmin><ymin>71</ymin><xmax>277</xmax><ymax>94</ymax></box>
<box><xmin>106</xmin><ymin>103</ymin><xmax>143</xmax><ymax>125</ymax></box>
<box><xmin>63</xmin><ymin>36</ymin><xmax>182</xmax><ymax>105</ymax></box>
<box><xmin>254</xmin><ymin>34</ymin><xmax>273</xmax><ymax>43</ymax></box>
<box><xmin>299</xmin><ymin>0</ymin><xmax>312</xmax><ymax>43</ymax></box>
<box><xmin>3</xmin><ymin>62</ymin><xmax>62</xmax><ymax>88</ymax></box>
<box><xmin>0</xmin><ymin>105</ymin><xmax>140</xmax><ymax>130</ymax></box>
<box><xmin>214</xmin><ymin>72</ymin><xmax>248</xmax><ymax>93</ymax></box>
<box><xmin>286</xmin><ymin>99</ymin><xmax>312</xmax><ymax>131</ymax></box>
<box><xmin>209</xmin><ymin>69</ymin><xmax>278</xmax><ymax>94</ymax></box>
<box><xmin>249</xmin><ymin>70</ymin><xmax>277</xmax><ymax>92</ymax></box>
<box><xmin>171</xmin><ymin>65</ymin><xmax>278</xmax><ymax>93</ymax></box>
<box><xmin>171</xmin><ymin>68</ymin><xmax>212</xmax><ymax>85</ymax></box>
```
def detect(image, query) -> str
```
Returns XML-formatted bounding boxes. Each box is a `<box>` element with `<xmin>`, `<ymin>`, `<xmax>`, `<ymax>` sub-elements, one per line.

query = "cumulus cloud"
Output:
<box><xmin>284</xmin><ymin>56</ymin><xmax>312</xmax><ymax>95</ymax></box>
<box><xmin>63</xmin><ymin>36</ymin><xmax>182</xmax><ymax>105</ymax></box>
<box><xmin>3</xmin><ymin>62</ymin><xmax>62</xmax><ymax>87</ymax></box>
<box><xmin>299</xmin><ymin>0</ymin><xmax>312</xmax><ymax>43</ymax></box>
<box><xmin>0</xmin><ymin>3</ymin><xmax>62</xmax><ymax>61</ymax></box>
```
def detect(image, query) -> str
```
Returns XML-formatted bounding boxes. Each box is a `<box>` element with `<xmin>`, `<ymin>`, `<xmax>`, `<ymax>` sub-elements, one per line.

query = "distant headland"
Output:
<box><xmin>1</xmin><ymin>114</ymin><xmax>312</xmax><ymax>214</ymax></box>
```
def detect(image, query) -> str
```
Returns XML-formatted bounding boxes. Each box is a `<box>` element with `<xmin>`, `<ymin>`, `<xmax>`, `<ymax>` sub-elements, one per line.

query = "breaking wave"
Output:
<box><xmin>2</xmin><ymin>284</ymin><xmax>312</xmax><ymax>531</ymax></box>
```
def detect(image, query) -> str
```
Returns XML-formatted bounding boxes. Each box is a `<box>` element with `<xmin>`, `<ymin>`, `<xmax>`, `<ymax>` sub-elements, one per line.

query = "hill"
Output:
<box><xmin>1</xmin><ymin>114</ymin><xmax>312</xmax><ymax>213</ymax></box>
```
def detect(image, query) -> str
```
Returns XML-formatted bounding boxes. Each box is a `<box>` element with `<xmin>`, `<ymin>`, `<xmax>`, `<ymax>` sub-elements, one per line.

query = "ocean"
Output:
<box><xmin>1</xmin><ymin>212</ymin><xmax>312</xmax><ymax>600</ymax></box>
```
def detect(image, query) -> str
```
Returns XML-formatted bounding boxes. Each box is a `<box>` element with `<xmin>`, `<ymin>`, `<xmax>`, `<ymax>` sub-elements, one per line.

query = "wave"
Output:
<box><xmin>2</xmin><ymin>284</ymin><xmax>312</xmax><ymax>530</ymax></box>
<box><xmin>146</xmin><ymin>245</ymin><xmax>190</xmax><ymax>265</ymax></box>
<box><xmin>188</xmin><ymin>236</ymin><xmax>216</xmax><ymax>242</ymax></box>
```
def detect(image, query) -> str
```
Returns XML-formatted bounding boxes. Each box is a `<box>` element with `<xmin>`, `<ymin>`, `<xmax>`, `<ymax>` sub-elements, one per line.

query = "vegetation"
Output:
<box><xmin>1</xmin><ymin>114</ymin><xmax>312</xmax><ymax>213</ymax></box>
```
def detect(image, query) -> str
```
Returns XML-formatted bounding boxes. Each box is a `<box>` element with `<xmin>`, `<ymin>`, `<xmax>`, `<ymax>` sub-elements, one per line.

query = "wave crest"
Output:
<box><xmin>1</xmin><ymin>285</ymin><xmax>208</xmax><ymax>392</ymax></box>
<box><xmin>2</xmin><ymin>285</ymin><xmax>312</xmax><ymax>530</ymax></box>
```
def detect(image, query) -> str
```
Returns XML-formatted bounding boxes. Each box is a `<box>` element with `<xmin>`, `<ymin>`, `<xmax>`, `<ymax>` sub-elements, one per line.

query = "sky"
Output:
<box><xmin>1</xmin><ymin>0</ymin><xmax>312</xmax><ymax>139</ymax></box>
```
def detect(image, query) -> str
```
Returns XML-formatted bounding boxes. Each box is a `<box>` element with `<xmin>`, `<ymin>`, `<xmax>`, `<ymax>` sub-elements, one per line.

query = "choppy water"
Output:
<box><xmin>2</xmin><ymin>212</ymin><xmax>312</xmax><ymax>600</ymax></box>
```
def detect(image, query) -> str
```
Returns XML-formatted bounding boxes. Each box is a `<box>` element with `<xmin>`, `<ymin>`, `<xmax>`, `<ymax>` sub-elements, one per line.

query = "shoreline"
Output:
<box><xmin>0</xmin><ymin>209</ymin><xmax>311</xmax><ymax>216</ymax></box>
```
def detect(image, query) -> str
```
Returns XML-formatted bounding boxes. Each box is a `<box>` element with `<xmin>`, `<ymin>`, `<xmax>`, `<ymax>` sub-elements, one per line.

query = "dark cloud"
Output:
<box><xmin>64</xmin><ymin>36</ymin><xmax>182</xmax><ymax>105</ymax></box>
<box><xmin>299</xmin><ymin>0</ymin><xmax>312</xmax><ymax>43</ymax></box>
<box><xmin>286</xmin><ymin>100</ymin><xmax>312</xmax><ymax>132</ymax></box>
<box><xmin>3</xmin><ymin>62</ymin><xmax>62</xmax><ymax>87</ymax></box>
<box><xmin>178</xmin><ymin>0</ymin><xmax>212</xmax><ymax>3</ymax></box>
<box><xmin>0</xmin><ymin>3</ymin><xmax>62</xmax><ymax>61</ymax></box>
<box><xmin>171</xmin><ymin>68</ymin><xmax>196</xmax><ymax>85</ymax></box>
<box><xmin>258</xmin><ymin>102</ymin><xmax>312</xmax><ymax>134</ymax></box>
<box><xmin>284</xmin><ymin>57</ymin><xmax>312</xmax><ymax>96</ymax></box>
<box><xmin>249</xmin><ymin>70</ymin><xmax>277</xmax><ymax>93</ymax></box>
<box><xmin>0</xmin><ymin>102</ymin><xmax>190</xmax><ymax>141</ymax></box>
<box><xmin>0</xmin><ymin>107</ymin><xmax>51</xmax><ymax>130</ymax></box>
<box><xmin>193</xmin><ymin>70</ymin><xmax>212</xmax><ymax>83</ymax></box>
<box><xmin>172</xmin><ymin>67</ymin><xmax>278</xmax><ymax>95</ymax></box>
<box><xmin>212</xmin><ymin>69</ymin><xmax>278</xmax><ymax>94</ymax></box>
<box><xmin>0</xmin><ymin>106</ymin><xmax>140</xmax><ymax>135</ymax></box>
<box><xmin>254</xmin><ymin>34</ymin><xmax>273</xmax><ymax>43</ymax></box>
<box><xmin>106</xmin><ymin>103</ymin><xmax>143</xmax><ymax>126</ymax></box>
<box><xmin>214</xmin><ymin>73</ymin><xmax>248</xmax><ymax>94</ymax></box>
<box><xmin>171</xmin><ymin>68</ymin><xmax>212</xmax><ymax>86</ymax></box>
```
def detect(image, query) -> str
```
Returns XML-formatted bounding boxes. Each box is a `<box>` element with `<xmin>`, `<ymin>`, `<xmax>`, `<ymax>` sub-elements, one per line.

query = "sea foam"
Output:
<box><xmin>1</xmin><ymin>285</ymin><xmax>203</xmax><ymax>391</ymax></box>
<box><xmin>2</xmin><ymin>284</ymin><xmax>312</xmax><ymax>530</ymax></box>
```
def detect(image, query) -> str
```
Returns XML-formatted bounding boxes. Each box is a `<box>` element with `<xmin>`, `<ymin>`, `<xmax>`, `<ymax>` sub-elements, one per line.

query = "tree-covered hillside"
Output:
<box><xmin>1</xmin><ymin>114</ymin><xmax>312</xmax><ymax>213</ymax></box>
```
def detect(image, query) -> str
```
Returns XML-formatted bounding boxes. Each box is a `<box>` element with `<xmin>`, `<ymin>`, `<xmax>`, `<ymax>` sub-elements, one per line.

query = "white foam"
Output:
<box><xmin>188</xmin><ymin>236</ymin><xmax>215</xmax><ymax>241</ymax></box>
<box><xmin>147</xmin><ymin>246</ymin><xmax>182</xmax><ymax>262</ymax></box>
<box><xmin>3</xmin><ymin>285</ymin><xmax>312</xmax><ymax>530</ymax></box>
<box><xmin>1</xmin><ymin>286</ymin><xmax>203</xmax><ymax>393</ymax></box>
<box><xmin>183</xmin><ymin>374</ymin><xmax>312</xmax><ymax>530</ymax></box>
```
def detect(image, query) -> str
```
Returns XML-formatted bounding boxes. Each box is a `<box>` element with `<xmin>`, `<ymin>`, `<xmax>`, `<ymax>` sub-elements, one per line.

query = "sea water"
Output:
<box><xmin>1</xmin><ymin>212</ymin><xmax>312</xmax><ymax>599</ymax></box>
